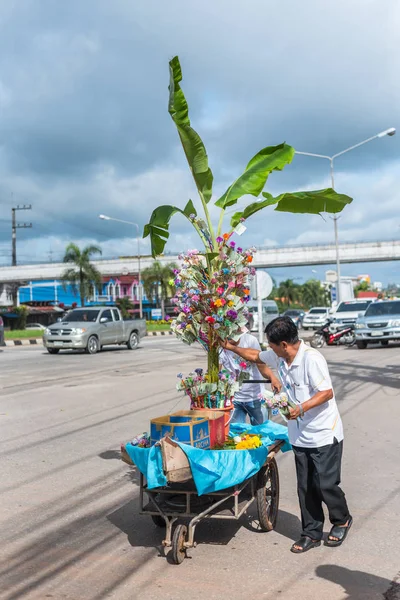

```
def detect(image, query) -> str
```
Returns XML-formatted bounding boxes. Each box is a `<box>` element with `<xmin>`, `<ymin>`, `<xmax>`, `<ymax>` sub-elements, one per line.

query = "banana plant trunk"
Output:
<box><xmin>207</xmin><ymin>327</ymin><xmax>220</xmax><ymax>384</ymax></box>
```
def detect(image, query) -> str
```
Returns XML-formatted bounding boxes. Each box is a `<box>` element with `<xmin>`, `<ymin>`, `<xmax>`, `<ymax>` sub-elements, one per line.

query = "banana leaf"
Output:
<box><xmin>169</xmin><ymin>56</ymin><xmax>213</xmax><ymax>204</ymax></box>
<box><xmin>215</xmin><ymin>143</ymin><xmax>295</xmax><ymax>209</ymax></box>
<box><xmin>230</xmin><ymin>188</ymin><xmax>352</xmax><ymax>227</ymax></box>
<box><xmin>143</xmin><ymin>200</ymin><xmax>196</xmax><ymax>257</ymax></box>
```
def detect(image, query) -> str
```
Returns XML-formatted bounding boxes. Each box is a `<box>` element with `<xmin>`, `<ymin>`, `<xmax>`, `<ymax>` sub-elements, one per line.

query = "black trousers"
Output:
<box><xmin>293</xmin><ymin>439</ymin><xmax>350</xmax><ymax>540</ymax></box>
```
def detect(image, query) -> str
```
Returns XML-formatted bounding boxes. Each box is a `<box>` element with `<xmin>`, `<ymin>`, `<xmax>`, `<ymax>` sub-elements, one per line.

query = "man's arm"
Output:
<box><xmin>288</xmin><ymin>352</ymin><xmax>334</xmax><ymax>419</ymax></box>
<box><xmin>222</xmin><ymin>340</ymin><xmax>261</xmax><ymax>363</ymax></box>
<box><xmin>257</xmin><ymin>363</ymin><xmax>282</xmax><ymax>393</ymax></box>
<box><xmin>288</xmin><ymin>389</ymin><xmax>333</xmax><ymax>419</ymax></box>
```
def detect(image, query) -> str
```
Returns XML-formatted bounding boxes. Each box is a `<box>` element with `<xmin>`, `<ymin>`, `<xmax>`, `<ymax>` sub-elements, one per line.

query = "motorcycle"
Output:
<box><xmin>310</xmin><ymin>319</ymin><xmax>356</xmax><ymax>348</ymax></box>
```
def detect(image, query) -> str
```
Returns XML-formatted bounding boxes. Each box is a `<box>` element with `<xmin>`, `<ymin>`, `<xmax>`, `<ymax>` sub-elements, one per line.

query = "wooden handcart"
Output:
<box><xmin>121</xmin><ymin>436</ymin><xmax>283</xmax><ymax>564</ymax></box>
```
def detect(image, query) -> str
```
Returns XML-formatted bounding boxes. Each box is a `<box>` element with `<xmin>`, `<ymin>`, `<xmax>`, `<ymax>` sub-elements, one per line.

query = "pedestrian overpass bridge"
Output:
<box><xmin>0</xmin><ymin>240</ymin><xmax>399</xmax><ymax>282</ymax></box>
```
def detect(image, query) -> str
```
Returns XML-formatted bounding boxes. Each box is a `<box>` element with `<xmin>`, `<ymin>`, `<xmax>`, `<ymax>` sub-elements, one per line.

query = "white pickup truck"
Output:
<box><xmin>43</xmin><ymin>307</ymin><xmax>147</xmax><ymax>355</ymax></box>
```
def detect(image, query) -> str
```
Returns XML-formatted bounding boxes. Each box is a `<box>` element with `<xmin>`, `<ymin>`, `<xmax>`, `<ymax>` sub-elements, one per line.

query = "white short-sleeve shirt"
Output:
<box><xmin>259</xmin><ymin>341</ymin><xmax>343</xmax><ymax>448</ymax></box>
<box><xmin>220</xmin><ymin>333</ymin><xmax>264</xmax><ymax>403</ymax></box>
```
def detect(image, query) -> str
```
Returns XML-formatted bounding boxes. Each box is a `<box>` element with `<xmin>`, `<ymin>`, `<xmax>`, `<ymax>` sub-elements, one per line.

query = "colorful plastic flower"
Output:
<box><xmin>216</xmin><ymin>236</ymin><xmax>224</xmax><ymax>244</ymax></box>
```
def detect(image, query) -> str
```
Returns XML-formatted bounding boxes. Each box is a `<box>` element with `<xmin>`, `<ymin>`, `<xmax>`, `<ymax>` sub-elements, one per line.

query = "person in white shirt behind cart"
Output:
<box><xmin>221</xmin><ymin>316</ymin><xmax>352</xmax><ymax>554</ymax></box>
<box><xmin>220</xmin><ymin>330</ymin><xmax>281</xmax><ymax>425</ymax></box>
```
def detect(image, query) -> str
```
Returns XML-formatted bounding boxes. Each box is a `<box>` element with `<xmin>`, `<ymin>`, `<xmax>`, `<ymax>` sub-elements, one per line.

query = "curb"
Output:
<box><xmin>3</xmin><ymin>331</ymin><xmax>173</xmax><ymax>347</ymax></box>
<box><xmin>4</xmin><ymin>338</ymin><xmax>43</xmax><ymax>346</ymax></box>
<box><xmin>146</xmin><ymin>331</ymin><xmax>174</xmax><ymax>337</ymax></box>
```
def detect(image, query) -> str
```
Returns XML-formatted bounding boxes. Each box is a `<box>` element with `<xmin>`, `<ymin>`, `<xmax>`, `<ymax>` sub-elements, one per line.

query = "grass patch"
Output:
<box><xmin>146</xmin><ymin>323</ymin><xmax>171</xmax><ymax>332</ymax></box>
<box><xmin>5</xmin><ymin>329</ymin><xmax>44</xmax><ymax>339</ymax></box>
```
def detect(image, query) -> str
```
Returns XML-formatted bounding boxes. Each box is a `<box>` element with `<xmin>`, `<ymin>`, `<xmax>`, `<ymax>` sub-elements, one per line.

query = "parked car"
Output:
<box><xmin>302</xmin><ymin>307</ymin><xmax>331</xmax><ymax>330</ymax></box>
<box><xmin>0</xmin><ymin>316</ymin><xmax>4</xmax><ymax>347</ymax></box>
<box><xmin>283</xmin><ymin>309</ymin><xmax>304</xmax><ymax>329</ymax></box>
<box><xmin>43</xmin><ymin>307</ymin><xmax>147</xmax><ymax>355</ymax></box>
<box><xmin>25</xmin><ymin>323</ymin><xmax>47</xmax><ymax>331</ymax></box>
<box><xmin>247</xmin><ymin>300</ymin><xmax>279</xmax><ymax>332</ymax></box>
<box><xmin>355</xmin><ymin>299</ymin><xmax>400</xmax><ymax>349</ymax></box>
<box><xmin>331</xmin><ymin>299</ymin><xmax>373</xmax><ymax>328</ymax></box>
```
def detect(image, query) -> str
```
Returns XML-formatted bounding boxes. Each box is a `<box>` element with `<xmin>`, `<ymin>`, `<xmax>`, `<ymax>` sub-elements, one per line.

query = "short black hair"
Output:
<box><xmin>265</xmin><ymin>316</ymin><xmax>299</xmax><ymax>345</ymax></box>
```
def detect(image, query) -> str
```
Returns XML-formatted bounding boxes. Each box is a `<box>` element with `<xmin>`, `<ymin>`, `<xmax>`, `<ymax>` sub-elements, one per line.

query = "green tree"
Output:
<box><xmin>115</xmin><ymin>296</ymin><xmax>134</xmax><ymax>319</ymax></box>
<box><xmin>142</xmin><ymin>261</ymin><xmax>177</xmax><ymax>319</ymax></box>
<box><xmin>143</xmin><ymin>56</ymin><xmax>353</xmax><ymax>382</ymax></box>
<box><xmin>14</xmin><ymin>305</ymin><xmax>29</xmax><ymax>330</ymax></box>
<box><xmin>300</xmin><ymin>279</ymin><xmax>329</xmax><ymax>309</ymax></box>
<box><xmin>61</xmin><ymin>243</ymin><xmax>102</xmax><ymax>307</ymax></box>
<box><xmin>354</xmin><ymin>281</ymin><xmax>370</xmax><ymax>295</ymax></box>
<box><xmin>278</xmin><ymin>279</ymin><xmax>301</xmax><ymax>308</ymax></box>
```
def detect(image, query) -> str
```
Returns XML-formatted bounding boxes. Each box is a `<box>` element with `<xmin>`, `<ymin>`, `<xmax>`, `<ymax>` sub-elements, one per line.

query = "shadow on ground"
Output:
<box><xmin>316</xmin><ymin>565</ymin><xmax>400</xmax><ymax>600</ymax></box>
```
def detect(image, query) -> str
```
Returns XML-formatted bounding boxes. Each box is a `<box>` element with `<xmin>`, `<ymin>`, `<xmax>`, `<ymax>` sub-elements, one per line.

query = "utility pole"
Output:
<box><xmin>12</xmin><ymin>205</ymin><xmax>32</xmax><ymax>266</ymax></box>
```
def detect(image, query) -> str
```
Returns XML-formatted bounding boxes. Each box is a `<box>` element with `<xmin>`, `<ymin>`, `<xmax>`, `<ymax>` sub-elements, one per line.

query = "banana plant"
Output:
<box><xmin>144</xmin><ymin>56</ymin><xmax>352</xmax><ymax>258</ymax></box>
<box><xmin>143</xmin><ymin>56</ymin><xmax>352</xmax><ymax>385</ymax></box>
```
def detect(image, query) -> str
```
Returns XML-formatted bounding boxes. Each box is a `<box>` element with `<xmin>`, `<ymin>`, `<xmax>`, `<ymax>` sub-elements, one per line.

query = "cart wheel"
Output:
<box><xmin>171</xmin><ymin>524</ymin><xmax>187</xmax><ymax>564</ymax></box>
<box><xmin>151</xmin><ymin>514</ymin><xmax>166</xmax><ymax>528</ymax></box>
<box><xmin>256</xmin><ymin>458</ymin><xmax>279</xmax><ymax>531</ymax></box>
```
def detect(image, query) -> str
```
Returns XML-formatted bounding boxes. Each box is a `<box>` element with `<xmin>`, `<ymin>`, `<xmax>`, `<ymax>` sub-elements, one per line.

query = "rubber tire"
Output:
<box><xmin>151</xmin><ymin>514</ymin><xmax>166</xmax><ymax>528</ymax></box>
<box><xmin>381</xmin><ymin>340</ymin><xmax>389</xmax><ymax>346</ymax></box>
<box><xmin>86</xmin><ymin>335</ymin><xmax>99</xmax><ymax>355</ymax></box>
<box><xmin>171</xmin><ymin>524</ymin><xmax>187</xmax><ymax>564</ymax></box>
<box><xmin>311</xmin><ymin>334</ymin><xmax>325</xmax><ymax>349</ymax></box>
<box><xmin>47</xmin><ymin>348</ymin><xmax>60</xmax><ymax>354</ymax></box>
<box><xmin>127</xmin><ymin>331</ymin><xmax>139</xmax><ymax>350</ymax></box>
<box><xmin>344</xmin><ymin>333</ymin><xmax>356</xmax><ymax>347</ymax></box>
<box><xmin>356</xmin><ymin>341</ymin><xmax>367</xmax><ymax>350</ymax></box>
<box><xmin>303</xmin><ymin>327</ymin><xmax>309</xmax><ymax>331</ymax></box>
<box><xmin>256</xmin><ymin>458</ymin><xmax>279</xmax><ymax>532</ymax></box>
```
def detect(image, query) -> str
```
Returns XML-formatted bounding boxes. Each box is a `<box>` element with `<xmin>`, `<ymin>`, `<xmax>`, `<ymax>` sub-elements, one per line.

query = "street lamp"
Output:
<box><xmin>296</xmin><ymin>127</ymin><xmax>396</xmax><ymax>304</ymax></box>
<box><xmin>99</xmin><ymin>214</ymin><xmax>143</xmax><ymax>318</ymax></box>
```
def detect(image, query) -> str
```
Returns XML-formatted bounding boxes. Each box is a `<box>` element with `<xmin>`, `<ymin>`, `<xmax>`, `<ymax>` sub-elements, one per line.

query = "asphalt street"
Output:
<box><xmin>0</xmin><ymin>337</ymin><xmax>399</xmax><ymax>600</ymax></box>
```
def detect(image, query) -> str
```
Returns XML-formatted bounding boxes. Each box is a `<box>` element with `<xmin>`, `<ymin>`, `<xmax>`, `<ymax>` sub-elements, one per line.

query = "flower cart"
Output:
<box><xmin>119</xmin><ymin>56</ymin><xmax>353</xmax><ymax>564</ymax></box>
<box><xmin>121</xmin><ymin>433</ymin><xmax>284</xmax><ymax>564</ymax></box>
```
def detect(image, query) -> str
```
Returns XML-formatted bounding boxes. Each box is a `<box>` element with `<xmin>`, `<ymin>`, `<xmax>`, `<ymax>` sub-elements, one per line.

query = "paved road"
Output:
<box><xmin>0</xmin><ymin>338</ymin><xmax>399</xmax><ymax>600</ymax></box>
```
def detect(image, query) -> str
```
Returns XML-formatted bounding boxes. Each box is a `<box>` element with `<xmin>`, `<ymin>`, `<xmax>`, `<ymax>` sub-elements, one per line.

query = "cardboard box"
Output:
<box><xmin>173</xmin><ymin>410</ymin><xmax>225</xmax><ymax>447</ymax></box>
<box><xmin>150</xmin><ymin>414</ymin><xmax>211</xmax><ymax>449</ymax></box>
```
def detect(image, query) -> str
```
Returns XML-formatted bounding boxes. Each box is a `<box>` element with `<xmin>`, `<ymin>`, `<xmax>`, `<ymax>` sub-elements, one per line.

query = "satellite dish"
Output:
<box><xmin>250</xmin><ymin>271</ymin><xmax>273</xmax><ymax>299</ymax></box>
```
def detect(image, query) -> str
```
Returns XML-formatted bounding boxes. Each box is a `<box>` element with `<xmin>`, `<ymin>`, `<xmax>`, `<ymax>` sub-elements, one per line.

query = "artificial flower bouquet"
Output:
<box><xmin>176</xmin><ymin>368</ymin><xmax>239</xmax><ymax>409</ymax></box>
<box><xmin>259</xmin><ymin>390</ymin><xmax>298</xmax><ymax>421</ymax></box>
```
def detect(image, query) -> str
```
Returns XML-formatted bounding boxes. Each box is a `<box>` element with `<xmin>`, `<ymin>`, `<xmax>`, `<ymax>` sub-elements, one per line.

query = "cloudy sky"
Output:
<box><xmin>0</xmin><ymin>0</ymin><xmax>399</xmax><ymax>284</ymax></box>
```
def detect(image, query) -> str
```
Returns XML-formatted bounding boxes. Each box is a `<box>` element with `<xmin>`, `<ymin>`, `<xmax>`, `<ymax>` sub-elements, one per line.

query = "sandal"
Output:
<box><xmin>290</xmin><ymin>536</ymin><xmax>321</xmax><ymax>554</ymax></box>
<box><xmin>326</xmin><ymin>516</ymin><xmax>353</xmax><ymax>547</ymax></box>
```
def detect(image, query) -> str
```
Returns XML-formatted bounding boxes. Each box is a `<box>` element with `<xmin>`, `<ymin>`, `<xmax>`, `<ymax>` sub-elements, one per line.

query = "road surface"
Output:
<box><xmin>0</xmin><ymin>337</ymin><xmax>399</xmax><ymax>600</ymax></box>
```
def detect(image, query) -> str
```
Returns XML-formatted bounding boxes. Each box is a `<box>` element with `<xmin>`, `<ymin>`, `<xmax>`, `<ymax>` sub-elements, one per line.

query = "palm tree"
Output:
<box><xmin>61</xmin><ymin>243</ymin><xmax>102</xmax><ymax>307</ymax></box>
<box><xmin>278</xmin><ymin>279</ymin><xmax>300</xmax><ymax>308</ymax></box>
<box><xmin>300</xmin><ymin>279</ymin><xmax>329</xmax><ymax>309</ymax></box>
<box><xmin>115</xmin><ymin>296</ymin><xmax>134</xmax><ymax>319</ymax></box>
<box><xmin>142</xmin><ymin>261</ymin><xmax>177</xmax><ymax>318</ymax></box>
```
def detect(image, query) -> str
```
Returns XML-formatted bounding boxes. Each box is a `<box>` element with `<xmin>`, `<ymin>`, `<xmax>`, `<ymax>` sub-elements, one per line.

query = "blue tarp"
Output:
<box><xmin>125</xmin><ymin>421</ymin><xmax>291</xmax><ymax>495</ymax></box>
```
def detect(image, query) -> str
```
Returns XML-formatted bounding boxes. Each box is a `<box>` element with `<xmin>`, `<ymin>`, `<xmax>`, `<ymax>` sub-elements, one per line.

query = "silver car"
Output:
<box><xmin>355</xmin><ymin>300</ymin><xmax>400</xmax><ymax>349</ymax></box>
<box><xmin>43</xmin><ymin>307</ymin><xmax>147</xmax><ymax>355</ymax></box>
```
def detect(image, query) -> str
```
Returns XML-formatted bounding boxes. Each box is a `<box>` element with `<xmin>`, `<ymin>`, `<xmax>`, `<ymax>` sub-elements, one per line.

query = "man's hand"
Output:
<box><xmin>220</xmin><ymin>339</ymin><xmax>236</xmax><ymax>352</ymax></box>
<box><xmin>288</xmin><ymin>405</ymin><xmax>302</xmax><ymax>420</ymax></box>
<box><xmin>270</xmin><ymin>375</ymin><xmax>282</xmax><ymax>394</ymax></box>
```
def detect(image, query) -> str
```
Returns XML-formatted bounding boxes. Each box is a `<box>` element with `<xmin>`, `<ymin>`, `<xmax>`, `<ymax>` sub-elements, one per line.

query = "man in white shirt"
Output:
<box><xmin>222</xmin><ymin>316</ymin><xmax>352</xmax><ymax>554</ymax></box>
<box><xmin>220</xmin><ymin>332</ymin><xmax>281</xmax><ymax>425</ymax></box>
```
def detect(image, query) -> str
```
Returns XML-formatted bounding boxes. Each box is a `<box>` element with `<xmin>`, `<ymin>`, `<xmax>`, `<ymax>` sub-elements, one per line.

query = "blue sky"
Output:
<box><xmin>0</xmin><ymin>0</ymin><xmax>399</xmax><ymax>284</ymax></box>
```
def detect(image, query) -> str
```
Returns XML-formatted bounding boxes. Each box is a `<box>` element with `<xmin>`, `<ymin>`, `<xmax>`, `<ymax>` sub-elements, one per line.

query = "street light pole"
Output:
<box><xmin>296</xmin><ymin>127</ymin><xmax>396</xmax><ymax>305</ymax></box>
<box><xmin>98</xmin><ymin>215</ymin><xmax>143</xmax><ymax>318</ymax></box>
